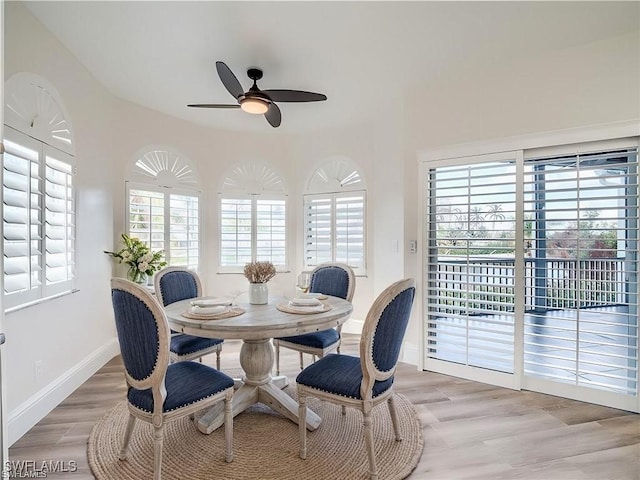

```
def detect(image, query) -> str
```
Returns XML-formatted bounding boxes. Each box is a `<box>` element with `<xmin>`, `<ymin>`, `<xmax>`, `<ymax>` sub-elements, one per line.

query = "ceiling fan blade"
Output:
<box><xmin>215</xmin><ymin>61</ymin><xmax>244</xmax><ymax>100</ymax></box>
<box><xmin>261</xmin><ymin>90</ymin><xmax>327</xmax><ymax>103</ymax></box>
<box><xmin>265</xmin><ymin>103</ymin><xmax>281</xmax><ymax>128</ymax></box>
<box><xmin>187</xmin><ymin>103</ymin><xmax>241</xmax><ymax>109</ymax></box>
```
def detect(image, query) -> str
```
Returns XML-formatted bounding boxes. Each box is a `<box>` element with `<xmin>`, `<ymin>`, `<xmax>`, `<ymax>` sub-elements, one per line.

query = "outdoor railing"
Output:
<box><xmin>430</xmin><ymin>256</ymin><xmax>627</xmax><ymax>313</ymax></box>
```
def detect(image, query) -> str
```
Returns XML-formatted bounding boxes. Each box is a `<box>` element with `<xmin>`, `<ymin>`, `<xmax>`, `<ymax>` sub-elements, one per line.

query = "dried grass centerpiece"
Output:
<box><xmin>243</xmin><ymin>261</ymin><xmax>276</xmax><ymax>284</ymax></box>
<box><xmin>244</xmin><ymin>261</ymin><xmax>276</xmax><ymax>304</ymax></box>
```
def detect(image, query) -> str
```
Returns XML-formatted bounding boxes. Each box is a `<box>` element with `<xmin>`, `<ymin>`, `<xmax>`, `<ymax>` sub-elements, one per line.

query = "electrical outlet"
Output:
<box><xmin>35</xmin><ymin>360</ymin><xmax>44</xmax><ymax>380</ymax></box>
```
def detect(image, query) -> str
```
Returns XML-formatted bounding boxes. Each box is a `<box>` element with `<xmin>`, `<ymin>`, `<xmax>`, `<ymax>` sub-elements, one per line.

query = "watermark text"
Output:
<box><xmin>2</xmin><ymin>460</ymin><xmax>78</xmax><ymax>478</ymax></box>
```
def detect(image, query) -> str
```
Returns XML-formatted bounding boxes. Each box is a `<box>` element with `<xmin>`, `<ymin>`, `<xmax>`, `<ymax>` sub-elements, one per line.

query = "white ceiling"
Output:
<box><xmin>23</xmin><ymin>1</ymin><xmax>640</xmax><ymax>134</ymax></box>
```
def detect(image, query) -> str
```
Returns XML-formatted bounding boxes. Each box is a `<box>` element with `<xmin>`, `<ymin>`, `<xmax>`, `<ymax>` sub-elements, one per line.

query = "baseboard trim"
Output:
<box><xmin>342</xmin><ymin>321</ymin><xmax>420</xmax><ymax>368</ymax></box>
<box><xmin>7</xmin><ymin>337</ymin><xmax>120</xmax><ymax>446</ymax></box>
<box><xmin>401</xmin><ymin>341</ymin><xmax>420</xmax><ymax>367</ymax></box>
<box><xmin>341</xmin><ymin>317</ymin><xmax>364</xmax><ymax>335</ymax></box>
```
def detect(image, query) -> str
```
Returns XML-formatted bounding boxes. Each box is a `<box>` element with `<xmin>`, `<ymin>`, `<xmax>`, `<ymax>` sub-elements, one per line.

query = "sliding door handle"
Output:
<box><xmin>0</xmin><ymin>333</ymin><xmax>5</xmax><ymax>345</ymax></box>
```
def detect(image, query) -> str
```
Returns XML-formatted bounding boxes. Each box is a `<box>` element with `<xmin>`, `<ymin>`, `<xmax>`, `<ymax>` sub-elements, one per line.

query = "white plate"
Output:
<box><xmin>188</xmin><ymin>305</ymin><xmax>226</xmax><ymax>315</ymax></box>
<box><xmin>190</xmin><ymin>298</ymin><xmax>232</xmax><ymax>307</ymax></box>
<box><xmin>289</xmin><ymin>298</ymin><xmax>322</xmax><ymax>307</ymax></box>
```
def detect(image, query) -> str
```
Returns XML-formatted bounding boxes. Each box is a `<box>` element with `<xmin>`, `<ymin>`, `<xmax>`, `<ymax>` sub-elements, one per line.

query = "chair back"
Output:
<box><xmin>154</xmin><ymin>267</ymin><xmax>202</xmax><ymax>306</ymax></box>
<box><xmin>110</xmin><ymin>278</ymin><xmax>170</xmax><ymax>391</ymax></box>
<box><xmin>360</xmin><ymin>278</ymin><xmax>415</xmax><ymax>399</ymax></box>
<box><xmin>309</xmin><ymin>263</ymin><xmax>355</xmax><ymax>302</ymax></box>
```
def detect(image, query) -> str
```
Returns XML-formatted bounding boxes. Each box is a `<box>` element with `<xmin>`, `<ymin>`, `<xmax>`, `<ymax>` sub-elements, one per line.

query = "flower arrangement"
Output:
<box><xmin>104</xmin><ymin>233</ymin><xmax>167</xmax><ymax>283</ymax></box>
<box><xmin>243</xmin><ymin>261</ymin><xmax>276</xmax><ymax>284</ymax></box>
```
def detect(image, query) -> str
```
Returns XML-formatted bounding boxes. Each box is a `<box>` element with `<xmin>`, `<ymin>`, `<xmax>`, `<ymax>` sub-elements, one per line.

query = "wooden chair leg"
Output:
<box><xmin>119</xmin><ymin>414</ymin><xmax>136</xmax><ymax>460</ymax></box>
<box><xmin>153</xmin><ymin>423</ymin><xmax>165</xmax><ymax>480</ymax></box>
<box><xmin>275</xmin><ymin>343</ymin><xmax>281</xmax><ymax>376</ymax></box>
<box><xmin>387</xmin><ymin>395</ymin><xmax>402</xmax><ymax>441</ymax></box>
<box><xmin>224</xmin><ymin>390</ymin><xmax>234</xmax><ymax>463</ymax></box>
<box><xmin>299</xmin><ymin>351</ymin><xmax>304</xmax><ymax>371</ymax></box>
<box><xmin>299</xmin><ymin>395</ymin><xmax>307</xmax><ymax>459</ymax></box>
<box><xmin>216</xmin><ymin>349</ymin><xmax>221</xmax><ymax>370</ymax></box>
<box><xmin>363</xmin><ymin>408</ymin><xmax>378</xmax><ymax>480</ymax></box>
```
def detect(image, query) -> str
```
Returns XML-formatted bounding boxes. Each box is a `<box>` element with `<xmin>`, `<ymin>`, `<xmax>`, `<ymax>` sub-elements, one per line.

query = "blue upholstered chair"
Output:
<box><xmin>273</xmin><ymin>263</ymin><xmax>355</xmax><ymax>375</ymax></box>
<box><xmin>110</xmin><ymin>278</ymin><xmax>234</xmax><ymax>480</ymax></box>
<box><xmin>154</xmin><ymin>267</ymin><xmax>224</xmax><ymax>369</ymax></box>
<box><xmin>296</xmin><ymin>278</ymin><xmax>415</xmax><ymax>480</ymax></box>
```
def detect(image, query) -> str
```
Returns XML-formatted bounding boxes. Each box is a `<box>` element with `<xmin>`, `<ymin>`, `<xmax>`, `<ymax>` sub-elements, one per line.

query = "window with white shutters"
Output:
<box><xmin>169</xmin><ymin>194</ymin><xmax>199</xmax><ymax>269</ymax></box>
<box><xmin>218</xmin><ymin>162</ymin><xmax>288</xmax><ymax>272</ymax></box>
<box><xmin>127</xmin><ymin>185</ymin><xmax>200</xmax><ymax>269</ymax></box>
<box><xmin>3</xmin><ymin>127</ymin><xmax>76</xmax><ymax>310</ymax></box>
<box><xmin>219</xmin><ymin>195</ymin><xmax>287</xmax><ymax>270</ymax></box>
<box><xmin>256</xmin><ymin>198</ymin><xmax>286</xmax><ymax>265</ymax></box>
<box><xmin>220</xmin><ymin>197</ymin><xmax>252</xmax><ymax>267</ymax></box>
<box><xmin>304</xmin><ymin>191</ymin><xmax>366</xmax><ymax>274</ymax></box>
<box><xmin>303</xmin><ymin>195</ymin><xmax>332</xmax><ymax>267</ymax></box>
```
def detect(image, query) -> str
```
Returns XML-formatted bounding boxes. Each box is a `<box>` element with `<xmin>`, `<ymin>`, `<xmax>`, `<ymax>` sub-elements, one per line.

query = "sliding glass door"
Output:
<box><xmin>425</xmin><ymin>152</ymin><xmax>522</xmax><ymax>388</ymax></box>
<box><xmin>423</xmin><ymin>144</ymin><xmax>639</xmax><ymax>411</ymax></box>
<box><xmin>522</xmin><ymin>148</ymin><xmax>638</xmax><ymax>408</ymax></box>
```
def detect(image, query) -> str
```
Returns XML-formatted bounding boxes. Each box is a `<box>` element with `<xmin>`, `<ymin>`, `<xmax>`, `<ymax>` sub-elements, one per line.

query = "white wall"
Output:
<box><xmin>4</xmin><ymin>3</ymin><xmax>118</xmax><ymax>444</ymax></box>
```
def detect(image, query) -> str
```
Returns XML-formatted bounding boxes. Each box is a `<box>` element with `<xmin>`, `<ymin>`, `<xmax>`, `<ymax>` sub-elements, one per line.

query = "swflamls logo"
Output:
<box><xmin>2</xmin><ymin>460</ymin><xmax>78</xmax><ymax>478</ymax></box>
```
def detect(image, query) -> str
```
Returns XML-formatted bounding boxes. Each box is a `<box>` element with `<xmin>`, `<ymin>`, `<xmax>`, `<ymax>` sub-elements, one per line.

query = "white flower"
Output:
<box><xmin>138</xmin><ymin>261</ymin><xmax>149</xmax><ymax>272</ymax></box>
<box><xmin>143</xmin><ymin>252</ymin><xmax>154</xmax><ymax>262</ymax></box>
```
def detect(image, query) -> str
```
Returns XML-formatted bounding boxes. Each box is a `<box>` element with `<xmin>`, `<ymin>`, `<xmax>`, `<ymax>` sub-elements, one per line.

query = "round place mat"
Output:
<box><xmin>276</xmin><ymin>302</ymin><xmax>333</xmax><ymax>315</ymax></box>
<box><xmin>182</xmin><ymin>306</ymin><xmax>245</xmax><ymax>320</ymax></box>
<box><xmin>88</xmin><ymin>389</ymin><xmax>423</xmax><ymax>480</ymax></box>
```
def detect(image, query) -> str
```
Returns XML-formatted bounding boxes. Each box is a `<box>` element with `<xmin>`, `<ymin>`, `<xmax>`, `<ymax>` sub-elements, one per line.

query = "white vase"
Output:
<box><xmin>248</xmin><ymin>283</ymin><xmax>268</xmax><ymax>305</ymax></box>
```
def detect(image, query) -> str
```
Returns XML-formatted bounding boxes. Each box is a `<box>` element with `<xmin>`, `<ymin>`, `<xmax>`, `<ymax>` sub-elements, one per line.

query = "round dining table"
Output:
<box><xmin>164</xmin><ymin>295</ymin><xmax>353</xmax><ymax>434</ymax></box>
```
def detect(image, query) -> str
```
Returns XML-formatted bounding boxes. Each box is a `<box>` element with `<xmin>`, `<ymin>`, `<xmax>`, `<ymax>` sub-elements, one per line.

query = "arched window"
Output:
<box><xmin>3</xmin><ymin>73</ymin><xmax>76</xmax><ymax>310</ymax></box>
<box><xmin>304</xmin><ymin>156</ymin><xmax>366</xmax><ymax>275</ymax></box>
<box><xmin>219</xmin><ymin>161</ymin><xmax>287</xmax><ymax>271</ymax></box>
<box><xmin>126</xmin><ymin>148</ymin><xmax>200</xmax><ymax>269</ymax></box>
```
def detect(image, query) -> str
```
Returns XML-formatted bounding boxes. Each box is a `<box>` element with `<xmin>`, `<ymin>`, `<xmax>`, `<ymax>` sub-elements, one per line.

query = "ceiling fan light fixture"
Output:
<box><xmin>240</xmin><ymin>97</ymin><xmax>269</xmax><ymax>115</ymax></box>
<box><xmin>189</xmin><ymin>62</ymin><xmax>326</xmax><ymax>128</ymax></box>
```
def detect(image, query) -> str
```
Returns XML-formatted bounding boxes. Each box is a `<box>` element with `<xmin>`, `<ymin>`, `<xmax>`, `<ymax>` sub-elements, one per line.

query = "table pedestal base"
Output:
<box><xmin>197</xmin><ymin>338</ymin><xmax>321</xmax><ymax>434</ymax></box>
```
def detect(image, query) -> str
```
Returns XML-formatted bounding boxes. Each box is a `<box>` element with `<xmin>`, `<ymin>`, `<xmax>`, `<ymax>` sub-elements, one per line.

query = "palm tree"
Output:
<box><xmin>469</xmin><ymin>207</ymin><xmax>485</xmax><ymax>236</ymax></box>
<box><xmin>487</xmin><ymin>204</ymin><xmax>505</xmax><ymax>222</ymax></box>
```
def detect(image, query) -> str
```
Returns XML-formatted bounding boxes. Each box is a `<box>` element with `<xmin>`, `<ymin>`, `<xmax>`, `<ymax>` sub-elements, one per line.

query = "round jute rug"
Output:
<box><xmin>87</xmin><ymin>389</ymin><xmax>423</xmax><ymax>480</ymax></box>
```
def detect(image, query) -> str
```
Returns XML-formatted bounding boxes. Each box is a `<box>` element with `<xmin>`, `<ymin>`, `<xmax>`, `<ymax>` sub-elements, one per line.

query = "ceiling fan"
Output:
<box><xmin>188</xmin><ymin>61</ymin><xmax>327</xmax><ymax>128</ymax></box>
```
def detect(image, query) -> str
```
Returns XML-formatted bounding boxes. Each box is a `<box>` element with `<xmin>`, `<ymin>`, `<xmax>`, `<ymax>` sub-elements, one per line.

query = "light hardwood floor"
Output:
<box><xmin>9</xmin><ymin>335</ymin><xmax>640</xmax><ymax>479</ymax></box>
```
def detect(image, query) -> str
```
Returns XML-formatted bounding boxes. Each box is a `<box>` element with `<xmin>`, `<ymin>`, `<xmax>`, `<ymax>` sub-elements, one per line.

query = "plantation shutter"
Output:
<box><xmin>3</xmin><ymin>127</ymin><xmax>76</xmax><ymax>309</ymax></box>
<box><xmin>169</xmin><ymin>194</ymin><xmax>199</xmax><ymax>269</ymax></box>
<box><xmin>426</xmin><ymin>158</ymin><xmax>518</xmax><ymax>375</ymax></box>
<box><xmin>43</xmin><ymin>147</ymin><xmax>75</xmax><ymax>296</ymax></box>
<box><xmin>304</xmin><ymin>195</ymin><xmax>332</xmax><ymax>268</ymax></box>
<box><xmin>3</xmin><ymin>134</ymin><xmax>42</xmax><ymax>304</ymax></box>
<box><xmin>335</xmin><ymin>192</ymin><xmax>365</xmax><ymax>272</ymax></box>
<box><xmin>128</xmin><ymin>188</ymin><xmax>165</xmax><ymax>252</ymax></box>
<box><xmin>127</xmin><ymin>185</ymin><xmax>200</xmax><ymax>268</ymax></box>
<box><xmin>256</xmin><ymin>198</ymin><xmax>286</xmax><ymax>267</ymax></box>
<box><xmin>220</xmin><ymin>197</ymin><xmax>252</xmax><ymax>267</ymax></box>
<box><xmin>304</xmin><ymin>192</ymin><xmax>366</xmax><ymax>272</ymax></box>
<box><xmin>523</xmin><ymin>148</ymin><xmax>639</xmax><ymax>395</ymax></box>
